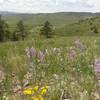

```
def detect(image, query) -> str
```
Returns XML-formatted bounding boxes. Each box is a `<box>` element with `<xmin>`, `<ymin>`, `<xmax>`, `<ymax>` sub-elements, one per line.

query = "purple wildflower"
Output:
<box><xmin>25</xmin><ymin>47</ymin><xmax>37</xmax><ymax>60</ymax></box>
<box><xmin>94</xmin><ymin>59</ymin><xmax>100</xmax><ymax>73</ymax></box>
<box><xmin>30</xmin><ymin>47</ymin><xmax>37</xmax><ymax>57</ymax></box>
<box><xmin>37</xmin><ymin>51</ymin><xmax>45</xmax><ymax>62</ymax></box>
<box><xmin>25</xmin><ymin>47</ymin><xmax>45</xmax><ymax>62</ymax></box>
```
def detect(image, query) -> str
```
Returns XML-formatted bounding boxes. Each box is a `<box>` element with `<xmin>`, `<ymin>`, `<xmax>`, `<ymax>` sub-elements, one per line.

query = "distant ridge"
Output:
<box><xmin>0</xmin><ymin>11</ymin><xmax>100</xmax><ymax>30</ymax></box>
<box><xmin>0</xmin><ymin>11</ymin><xmax>100</xmax><ymax>15</ymax></box>
<box><xmin>0</xmin><ymin>11</ymin><xmax>17</xmax><ymax>15</ymax></box>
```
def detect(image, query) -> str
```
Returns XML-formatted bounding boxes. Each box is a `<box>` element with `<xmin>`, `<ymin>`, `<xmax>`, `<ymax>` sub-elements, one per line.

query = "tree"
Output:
<box><xmin>13</xmin><ymin>20</ymin><xmax>27</xmax><ymax>41</ymax></box>
<box><xmin>0</xmin><ymin>15</ymin><xmax>4</xmax><ymax>42</ymax></box>
<box><xmin>0</xmin><ymin>15</ymin><xmax>10</xmax><ymax>42</ymax></box>
<box><xmin>89</xmin><ymin>20</ymin><xmax>93</xmax><ymax>26</ymax></box>
<box><xmin>40</xmin><ymin>21</ymin><xmax>53</xmax><ymax>38</ymax></box>
<box><xmin>93</xmin><ymin>27</ymin><xmax>98</xmax><ymax>33</ymax></box>
<box><xmin>91</xmin><ymin>26</ymin><xmax>99</xmax><ymax>34</ymax></box>
<box><xmin>12</xmin><ymin>31</ymin><xmax>20</xmax><ymax>41</ymax></box>
<box><xmin>4</xmin><ymin>22</ymin><xmax>10</xmax><ymax>41</ymax></box>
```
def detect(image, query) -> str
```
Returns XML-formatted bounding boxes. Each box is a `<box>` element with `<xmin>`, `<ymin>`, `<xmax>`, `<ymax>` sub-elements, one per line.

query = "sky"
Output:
<box><xmin>0</xmin><ymin>0</ymin><xmax>100</xmax><ymax>13</ymax></box>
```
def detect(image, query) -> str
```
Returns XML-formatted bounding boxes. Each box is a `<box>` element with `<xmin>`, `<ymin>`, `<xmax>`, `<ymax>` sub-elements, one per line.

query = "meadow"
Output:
<box><xmin>0</xmin><ymin>12</ymin><xmax>100</xmax><ymax>100</ymax></box>
<box><xmin>0</xmin><ymin>36</ymin><xmax>100</xmax><ymax>100</ymax></box>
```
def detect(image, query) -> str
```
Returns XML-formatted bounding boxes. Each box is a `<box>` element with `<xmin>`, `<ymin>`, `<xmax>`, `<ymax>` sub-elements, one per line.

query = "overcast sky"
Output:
<box><xmin>0</xmin><ymin>0</ymin><xmax>100</xmax><ymax>13</ymax></box>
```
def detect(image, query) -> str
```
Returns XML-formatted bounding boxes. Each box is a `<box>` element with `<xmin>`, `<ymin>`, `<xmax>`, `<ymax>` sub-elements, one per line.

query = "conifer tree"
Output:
<box><xmin>12</xmin><ymin>20</ymin><xmax>27</xmax><ymax>41</ymax></box>
<box><xmin>40</xmin><ymin>21</ymin><xmax>53</xmax><ymax>38</ymax></box>
<box><xmin>0</xmin><ymin>15</ymin><xmax>10</xmax><ymax>42</ymax></box>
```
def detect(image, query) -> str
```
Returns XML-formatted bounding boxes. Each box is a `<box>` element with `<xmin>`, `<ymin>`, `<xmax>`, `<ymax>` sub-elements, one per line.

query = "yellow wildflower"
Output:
<box><xmin>33</xmin><ymin>96</ymin><xmax>39</xmax><ymax>100</ymax></box>
<box><xmin>40</xmin><ymin>88</ymin><xmax>47</xmax><ymax>95</ymax></box>
<box><xmin>38</xmin><ymin>95</ymin><xmax>43</xmax><ymax>100</ymax></box>
<box><xmin>23</xmin><ymin>88</ymin><xmax>34</xmax><ymax>95</ymax></box>
<box><xmin>40</xmin><ymin>86</ymin><xmax>48</xmax><ymax>95</ymax></box>
<box><xmin>34</xmin><ymin>85</ymin><xmax>39</xmax><ymax>91</ymax></box>
<box><xmin>33</xmin><ymin>95</ymin><xmax>43</xmax><ymax>100</ymax></box>
<box><xmin>41</xmin><ymin>86</ymin><xmax>49</xmax><ymax>90</ymax></box>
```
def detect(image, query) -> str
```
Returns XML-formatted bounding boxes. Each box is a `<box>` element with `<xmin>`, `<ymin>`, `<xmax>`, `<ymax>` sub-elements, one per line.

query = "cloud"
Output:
<box><xmin>0</xmin><ymin>0</ymin><xmax>100</xmax><ymax>13</ymax></box>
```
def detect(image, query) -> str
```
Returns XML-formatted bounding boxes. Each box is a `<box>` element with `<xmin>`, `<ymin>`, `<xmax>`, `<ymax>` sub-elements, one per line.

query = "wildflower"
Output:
<box><xmin>24</xmin><ymin>72</ymin><xmax>32</xmax><ymax>80</ymax></box>
<box><xmin>41</xmin><ymin>89</ymin><xmax>47</xmax><ymax>95</ymax></box>
<box><xmin>25</xmin><ymin>47</ymin><xmax>45</xmax><ymax>62</ymax></box>
<box><xmin>33</xmin><ymin>95</ymin><xmax>43</xmax><ymax>100</ymax></box>
<box><xmin>40</xmin><ymin>86</ymin><xmax>49</xmax><ymax>95</ymax></box>
<box><xmin>34</xmin><ymin>85</ymin><xmax>39</xmax><ymax>91</ymax></box>
<box><xmin>38</xmin><ymin>95</ymin><xmax>43</xmax><ymax>100</ymax></box>
<box><xmin>94</xmin><ymin>59</ymin><xmax>100</xmax><ymax>73</ymax></box>
<box><xmin>37</xmin><ymin>51</ymin><xmax>45</xmax><ymax>62</ymax></box>
<box><xmin>23</xmin><ymin>79</ymin><xmax>30</xmax><ymax>87</ymax></box>
<box><xmin>30</xmin><ymin>47</ymin><xmax>37</xmax><ymax>56</ymax></box>
<box><xmin>23</xmin><ymin>88</ymin><xmax>34</xmax><ymax>95</ymax></box>
<box><xmin>25</xmin><ymin>47</ymin><xmax>37</xmax><ymax>59</ymax></box>
<box><xmin>33</xmin><ymin>96</ymin><xmax>39</xmax><ymax>100</ymax></box>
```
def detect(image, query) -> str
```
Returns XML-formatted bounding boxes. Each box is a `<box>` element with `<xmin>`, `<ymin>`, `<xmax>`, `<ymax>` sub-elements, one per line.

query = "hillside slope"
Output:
<box><xmin>2</xmin><ymin>12</ymin><xmax>100</xmax><ymax>29</ymax></box>
<box><xmin>56</xmin><ymin>16</ymin><xmax>100</xmax><ymax>36</ymax></box>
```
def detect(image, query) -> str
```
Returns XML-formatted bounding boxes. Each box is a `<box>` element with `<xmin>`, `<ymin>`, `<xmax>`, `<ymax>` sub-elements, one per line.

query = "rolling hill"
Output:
<box><xmin>0</xmin><ymin>11</ymin><xmax>100</xmax><ymax>36</ymax></box>
<box><xmin>56</xmin><ymin>16</ymin><xmax>100</xmax><ymax>36</ymax></box>
<box><xmin>1</xmin><ymin>12</ymin><xmax>100</xmax><ymax>28</ymax></box>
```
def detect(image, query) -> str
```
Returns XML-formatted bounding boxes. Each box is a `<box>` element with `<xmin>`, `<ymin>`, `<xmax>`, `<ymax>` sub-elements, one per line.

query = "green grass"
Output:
<box><xmin>56</xmin><ymin>17</ymin><xmax>100</xmax><ymax>36</ymax></box>
<box><xmin>0</xmin><ymin>36</ymin><xmax>100</xmax><ymax>99</ymax></box>
<box><xmin>1</xmin><ymin>12</ymin><xmax>100</xmax><ymax>99</ymax></box>
<box><xmin>2</xmin><ymin>12</ymin><xmax>100</xmax><ymax>37</ymax></box>
<box><xmin>3</xmin><ymin>12</ymin><xmax>94</xmax><ymax>31</ymax></box>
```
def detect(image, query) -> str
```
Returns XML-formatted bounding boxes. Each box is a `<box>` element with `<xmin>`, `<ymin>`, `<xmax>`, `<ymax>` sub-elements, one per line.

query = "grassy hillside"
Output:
<box><xmin>2</xmin><ymin>12</ymin><xmax>100</xmax><ymax>30</ymax></box>
<box><xmin>1</xmin><ymin>12</ymin><xmax>100</xmax><ymax>99</ymax></box>
<box><xmin>56</xmin><ymin>16</ymin><xmax>100</xmax><ymax>36</ymax></box>
<box><xmin>0</xmin><ymin>12</ymin><xmax>100</xmax><ymax>37</ymax></box>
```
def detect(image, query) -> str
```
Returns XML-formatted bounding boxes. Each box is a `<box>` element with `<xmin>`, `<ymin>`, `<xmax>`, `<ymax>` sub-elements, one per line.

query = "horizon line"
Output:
<box><xmin>0</xmin><ymin>10</ymin><xmax>100</xmax><ymax>14</ymax></box>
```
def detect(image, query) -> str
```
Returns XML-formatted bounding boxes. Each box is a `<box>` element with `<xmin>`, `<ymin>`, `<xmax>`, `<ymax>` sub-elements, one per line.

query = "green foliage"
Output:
<box><xmin>40</xmin><ymin>21</ymin><xmax>53</xmax><ymax>38</ymax></box>
<box><xmin>0</xmin><ymin>15</ymin><xmax>10</xmax><ymax>42</ymax></box>
<box><xmin>12</xmin><ymin>20</ymin><xmax>28</xmax><ymax>41</ymax></box>
<box><xmin>91</xmin><ymin>26</ymin><xmax>99</xmax><ymax>33</ymax></box>
<box><xmin>1</xmin><ymin>12</ymin><xmax>100</xmax><ymax>38</ymax></box>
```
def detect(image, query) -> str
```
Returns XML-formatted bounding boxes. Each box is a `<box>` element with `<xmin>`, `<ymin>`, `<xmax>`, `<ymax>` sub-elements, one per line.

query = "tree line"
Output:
<box><xmin>0</xmin><ymin>15</ymin><xmax>53</xmax><ymax>42</ymax></box>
